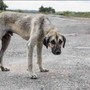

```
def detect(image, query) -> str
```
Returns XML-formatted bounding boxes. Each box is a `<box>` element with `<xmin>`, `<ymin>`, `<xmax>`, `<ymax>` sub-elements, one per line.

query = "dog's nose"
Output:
<box><xmin>56</xmin><ymin>51</ymin><xmax>61</xmax><ymax>55</ymax></box>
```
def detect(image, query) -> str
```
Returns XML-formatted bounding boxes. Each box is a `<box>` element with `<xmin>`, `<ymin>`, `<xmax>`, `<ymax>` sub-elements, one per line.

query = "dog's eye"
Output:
<box><xmin>59</xmin><ymin>40</ymin><xmax>62</xmax><ymax>44</ymax></box>
<box><xmin>51</xmin><ymin>40</ymin><xmax>56</xmax><ymax>44</ymax></box>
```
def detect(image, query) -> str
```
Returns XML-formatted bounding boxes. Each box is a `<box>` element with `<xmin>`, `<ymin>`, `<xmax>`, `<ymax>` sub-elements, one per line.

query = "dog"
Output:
<box><xmin>0</xmin><ymin>12</ymin><xmax>66</xmax><ymax>79</ymax></box>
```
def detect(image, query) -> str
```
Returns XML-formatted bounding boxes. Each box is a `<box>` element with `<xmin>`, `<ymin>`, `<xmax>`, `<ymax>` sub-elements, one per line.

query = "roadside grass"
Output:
<box><xmin>55</xmin><ymin>11</ymin><xmax>90</xmax><ymax>18</ymax></box>
<box><xmin>0</xmin><ymin>10</ymin><xmax>90</xmax><ymax>18</ymax></box>
<box><xmin>0</xmin><ymin>10</ymin><xmax>3</xmax><ymax>13</ymax></box>
<box><xmin>0</xmin><ymin>10</ymin><xmax>22</xmax><ymax>13</ymax></box>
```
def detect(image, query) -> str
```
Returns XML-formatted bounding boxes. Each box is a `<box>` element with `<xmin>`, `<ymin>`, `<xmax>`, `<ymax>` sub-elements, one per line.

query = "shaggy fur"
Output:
<box><xmin>0</xmin><ymin>12</ymin><xmax>66</xmax><ymax>79</ymax></box>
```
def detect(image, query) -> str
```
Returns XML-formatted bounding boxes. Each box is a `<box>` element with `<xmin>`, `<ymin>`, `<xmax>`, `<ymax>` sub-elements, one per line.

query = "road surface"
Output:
<box><xmin>0</xmin><ymin>14</ymin><xmax>90</xmax><ymax>90</ymax></box>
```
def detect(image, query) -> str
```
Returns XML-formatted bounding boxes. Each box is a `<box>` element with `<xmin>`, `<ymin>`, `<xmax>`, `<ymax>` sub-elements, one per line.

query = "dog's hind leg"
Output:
<box><xmin>0</xmin><ymin>31</ymin><xmax>12</xmax><ymax>71</ymax></box>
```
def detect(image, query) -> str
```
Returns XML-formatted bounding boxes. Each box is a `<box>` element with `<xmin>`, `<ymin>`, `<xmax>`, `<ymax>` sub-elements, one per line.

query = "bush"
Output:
<box><xmin>39</xmin><ymin>6</ymin><xmax>55</xmax><ymax>13</ymax></box>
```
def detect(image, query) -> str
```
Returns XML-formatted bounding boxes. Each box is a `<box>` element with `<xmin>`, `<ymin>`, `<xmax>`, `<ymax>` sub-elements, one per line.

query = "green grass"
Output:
<box><xmin>0</xmin><ymin>10</ymin><xmax>3</xmax><ymax>13</ymax></box>
<box><xmin>0</xmin><ymin>9</ymin><xmax>23</xmax><ymax>13</ymax></box>
<box><xmin>56</xmin><ymin>11</ymin><xmax>90</xmax><ymax>18</ymax></box>
<box><xmin>0</xmin><ymin>10</ymin><xmax>90</xmax><ymax>18</ymax></box>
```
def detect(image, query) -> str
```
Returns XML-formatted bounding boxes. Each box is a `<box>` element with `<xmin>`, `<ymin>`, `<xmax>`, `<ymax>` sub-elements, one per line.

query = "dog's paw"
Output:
<box><xmin>29</xmin><ymin>72</ymin><xmax>38</xmax><ymax>79</ymax></box>
<box><xmin>40</xmin><ymin>69</ymin><xmax>49</xmax><ymax>72</ymax></box>
<box><xmin>30</xmin><ymin>74</ymin><xmax>37</xmax><ymax>79</ymax></box>
<box><xmin>0</xmin><ymin>66</ymin><xmax>10</xmax><ymax>71</ymax></box>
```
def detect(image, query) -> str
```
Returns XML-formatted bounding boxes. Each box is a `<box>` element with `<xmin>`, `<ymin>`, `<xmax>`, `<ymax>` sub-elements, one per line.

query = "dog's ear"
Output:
<box><xmin>43</xmin><ymin>36</ymin><xmax>50</xmax><ymax>48</ymax></box>
<box><xmin>62</xmin><ymin>35</ymin><xmax>66</xmax><ymax>48</ymax></box>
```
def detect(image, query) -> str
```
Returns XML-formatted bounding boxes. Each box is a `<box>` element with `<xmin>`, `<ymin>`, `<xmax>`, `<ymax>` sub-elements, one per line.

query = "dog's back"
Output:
<box><xmin>0</xmin><ymin>12</ymin><xmax>27</xmax><ymax>24</ymax></box>
<box><xmin>0</xmin><ymin>12</ymin><xmax>45</xmax><ymax>40</ymax></box>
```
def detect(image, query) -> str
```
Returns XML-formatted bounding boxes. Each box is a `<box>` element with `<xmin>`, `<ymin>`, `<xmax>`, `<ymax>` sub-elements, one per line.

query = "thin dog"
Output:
<box><xmin>0</xmin><ymin>12</ymin><xmax>66</xmax><ymax>79</ymax></box>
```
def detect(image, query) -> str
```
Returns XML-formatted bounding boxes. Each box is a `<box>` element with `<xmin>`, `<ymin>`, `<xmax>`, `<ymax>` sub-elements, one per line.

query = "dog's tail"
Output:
<box><xmin>45</xmin><ymin>17</ymin><xmax>52</xmax><ymax>24</ymax></box>
<box><xmin>44</xmin><ymin>17</ymin><xmax>53</xmax><ymax>25</ymax></box>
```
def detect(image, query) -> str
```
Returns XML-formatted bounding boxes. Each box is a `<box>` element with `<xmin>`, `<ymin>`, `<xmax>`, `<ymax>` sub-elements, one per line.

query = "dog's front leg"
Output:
<box><xmin>27</xmin><ymin>38</ymin><xmax>37</xmax><ymax>79</ymax></box>
<box><xmin>37</xmin><ymin>42</ymin><xmax>49</xmax><ymax>72</ymax></box>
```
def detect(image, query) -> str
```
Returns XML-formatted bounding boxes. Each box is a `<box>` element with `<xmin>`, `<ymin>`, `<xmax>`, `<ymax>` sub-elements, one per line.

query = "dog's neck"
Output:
<box><xmin>43</xmin><ymin>24</ymin><xmax>59</xmax><ymax>36</ymax></box>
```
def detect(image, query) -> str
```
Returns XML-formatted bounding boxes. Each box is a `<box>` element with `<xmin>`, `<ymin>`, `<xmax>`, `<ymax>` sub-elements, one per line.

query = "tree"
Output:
<box><xmin>39</xmin><ymin>6</ymin><xmax>55</xmax><ymax>13</ymax></box>
<box><xmin>39</xmin><ymin>6</ymin><xmax>44</xmax><ymax>12</ymax></box>
<box><xmin>52</xmin><ymin>9</ymin><xmax>55</xmax><ymax>13</ymax></box>
<box><xmin>0</xmin><ymin>0</ymin><xmax>8</xmax><ymax>10</ymax></box>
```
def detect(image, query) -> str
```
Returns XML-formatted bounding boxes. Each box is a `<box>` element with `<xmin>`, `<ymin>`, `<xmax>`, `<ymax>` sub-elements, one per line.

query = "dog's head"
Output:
<box><xmin>43</xmin><ymin>29</ymin><xmax>66</xmax><ymax>55</ymax></box>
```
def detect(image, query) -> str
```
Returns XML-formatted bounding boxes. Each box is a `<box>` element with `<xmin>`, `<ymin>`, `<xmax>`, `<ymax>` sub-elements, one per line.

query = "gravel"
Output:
<box><xmin>0</xmin><ymin>14</ymin><xmax>90</xmax><ymax>90</ymax></box>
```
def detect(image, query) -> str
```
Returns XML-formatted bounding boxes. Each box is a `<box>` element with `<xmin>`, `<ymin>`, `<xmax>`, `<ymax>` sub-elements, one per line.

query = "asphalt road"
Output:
<box><xmin>0</xmin><ymin>14</ymin><xmax>90</xmax><ymax>90</ymax></box>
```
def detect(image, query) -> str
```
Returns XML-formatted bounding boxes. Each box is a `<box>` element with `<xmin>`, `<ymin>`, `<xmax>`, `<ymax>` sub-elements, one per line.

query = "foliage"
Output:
<box><xmin>15</xmin><ymin>9</ymin><xmax>22</xmax><ymax>12</ymax></box>
<box><xmin>39</xmin><ymin>6</ymin><xmax>55</xmax><ymax>13</ymax></box>
<box><xmin>0</xmin><ymin>0</ymin><xmax>8</xmax><ymax>10</ymax></box>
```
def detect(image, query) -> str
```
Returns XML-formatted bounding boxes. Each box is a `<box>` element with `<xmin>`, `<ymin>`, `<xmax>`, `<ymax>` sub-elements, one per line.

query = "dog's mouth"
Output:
<box><xmin>52</xmin><ymin>52</ymin><xmax>61</xmax><ymax>55</ymax></box>
<box><xmin>51</xmin><ymin>46</ymin><xmax>61</xmax><ymax>55</ymax></box>
<box><xmin>52</xmin><ymin>50</ymin><xmax>61</xmax><ymax>55</ymax></box>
